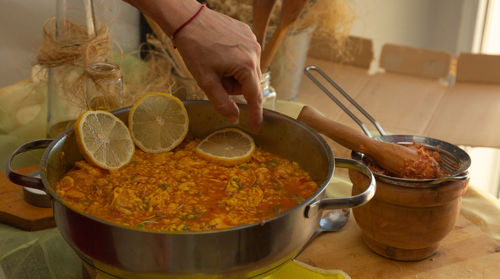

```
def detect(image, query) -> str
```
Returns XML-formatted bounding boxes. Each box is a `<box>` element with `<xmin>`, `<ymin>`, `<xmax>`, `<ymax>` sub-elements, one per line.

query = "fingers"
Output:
<box><xmin>172</xmin><ymin>7</ymin><xmax>263</xmax><ymax>132</ymax></box>
<box><xmin>230</xmin><ymin>36</ymin><xmax>263</xmax><ymax>133</ymax></box>
<box><xmin>198</xmin><ymin>74</ymin><xmax>240</xmax><ymax>124</ymax></box>
<box><xmin>221</xmin><ymin>77</ymin><xmax>243</xmax><ymax>95</ymax></box>
<box><xmin>239</xmin><ymin>69</ymin><xmax>263</xmax><ymax>134</ymax></box>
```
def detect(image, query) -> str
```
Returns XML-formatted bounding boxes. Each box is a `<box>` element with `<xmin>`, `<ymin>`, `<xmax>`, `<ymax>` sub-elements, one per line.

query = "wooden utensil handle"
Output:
<box><xmin>260</xmin><ymin>26</ymin><xmax>287</xmax><ymax>72</ymax></box>
<box><xmin>253</xmin><ymin>0</ymin><xmax>277</xmax><ymax>46</ymax></box>
<box><xmin>297</xmin><ymin>106</ymin><xmax>374</xmax><ymax>152</ymax></box>
<box><xmin>298</xmin><ymin>106</ymin><xmax>419</xmax><ymax>176</ymax></box>
<box><xmin>259</xmin><ymin>0</ymin><xmax>309</xmax><ymax>71</ymax></box>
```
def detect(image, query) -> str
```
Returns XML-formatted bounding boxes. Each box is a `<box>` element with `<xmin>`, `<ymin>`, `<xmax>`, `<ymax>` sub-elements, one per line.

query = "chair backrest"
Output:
<box><xmin>455</xmin><ymin>53</ymin><xmax>500</xmax><ymax>84</ymax></box>
<box><xmin>379</xmin><ymin>44</ymin><xmax>452</xmax><ymax>79</ymax></box>
<box><xmin>308</xmin><ymin>35</ymin><xmax>374</xmax><ymax>69</ymax></box>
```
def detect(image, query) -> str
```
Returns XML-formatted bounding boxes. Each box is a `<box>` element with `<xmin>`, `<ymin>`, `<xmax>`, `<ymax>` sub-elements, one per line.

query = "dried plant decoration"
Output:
<box><xmin>207</xmin><ymin>0</ymin><xmax>355</xmax><ymax>62</ymax></box>
<box><xmin>36</xmin><ymin>17</ymin><xmax>111</xmax><ymax>111</ymax></box>
<box><xmin>142</xmin><ymin>16</ymin><xmax>206</xmax><ymax>100</ymax></box>
<box><xmin>35</xmin><ymin>15</ymin><xmax>203</xmax><ymax>114</ymax></box>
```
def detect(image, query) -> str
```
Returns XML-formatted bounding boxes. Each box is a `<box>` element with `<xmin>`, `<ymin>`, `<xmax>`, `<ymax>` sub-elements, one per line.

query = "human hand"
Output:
<box><xmin>123</xmin><ymin>0</ymin><xmax>263</xmax><ymax>132</ymax></box>
<box><xmin>173</xmin><ymin>4</ymin><xmax>263</xmax><ymax>133</ymax></box>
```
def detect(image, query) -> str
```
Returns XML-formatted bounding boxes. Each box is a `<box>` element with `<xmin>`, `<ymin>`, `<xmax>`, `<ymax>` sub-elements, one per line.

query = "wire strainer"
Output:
<box><xmin>304</xmin><ymin>65</ymin><xmax>471</xmax><ymax>186</ymax></box>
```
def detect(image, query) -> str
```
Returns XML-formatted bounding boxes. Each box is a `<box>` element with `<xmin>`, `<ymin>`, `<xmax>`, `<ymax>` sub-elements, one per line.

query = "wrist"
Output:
<box><xmin>171</xmin><ymin>2</ymin><xmax>206</xmax><ymax>42</ymax></box>
<box><xmin>125</xmin><ymin>0</ymin><xmax>201</xmax><ymax>36</ymax></box>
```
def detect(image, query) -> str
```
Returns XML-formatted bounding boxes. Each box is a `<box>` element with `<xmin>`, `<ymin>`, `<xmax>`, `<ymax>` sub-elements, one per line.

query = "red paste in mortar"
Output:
<box><xmin>368</xmin><ymin>142</ymin><xmax>446</xmax><ymax>179</ymax></box>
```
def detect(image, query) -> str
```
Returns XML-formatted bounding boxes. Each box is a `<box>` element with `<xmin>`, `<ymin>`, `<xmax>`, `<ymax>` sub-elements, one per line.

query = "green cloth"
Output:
<box><xmin>0</xmin><ymin>81</ymin><xmax>47</xmax><ymax>169</ymax></box>
<box><xmin>0</xmin><ymin>224</ymin><xmax>81</xmax><ymax>279</ymax></box>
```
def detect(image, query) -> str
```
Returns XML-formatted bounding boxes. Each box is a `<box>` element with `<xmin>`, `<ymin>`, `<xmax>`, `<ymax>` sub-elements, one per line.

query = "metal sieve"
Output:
<box><xmin>304</xmin><ymin>65</ymin><xmax>471</xmax><ymax>185</ymax></box>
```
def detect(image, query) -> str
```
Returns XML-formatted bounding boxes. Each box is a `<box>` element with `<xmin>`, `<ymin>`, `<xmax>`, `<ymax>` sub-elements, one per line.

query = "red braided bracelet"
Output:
<box><xmin>171</xmin><ymin>2</ymin><xmax>206</xmax><ymax>46</ymax></box>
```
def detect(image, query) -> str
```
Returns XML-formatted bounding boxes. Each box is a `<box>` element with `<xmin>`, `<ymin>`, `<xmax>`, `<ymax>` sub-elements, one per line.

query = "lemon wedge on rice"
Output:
<box><xmin>128</xmin><ymin>92</ymin><xmax>189</xmax><ymax>153</ymax></box>
<box><xmin>74</xmin><ymin>110</ymin><xmax>135</xmax><ymax>170</ymax></box>
<box><xmin>196</xmin><ymin>128</ymin><xmax>255</xmax><ymax>166</ymax></box>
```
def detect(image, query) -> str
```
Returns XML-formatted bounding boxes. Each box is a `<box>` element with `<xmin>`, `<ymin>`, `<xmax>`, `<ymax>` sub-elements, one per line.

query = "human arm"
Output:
<box><xmin>123</xmin><ymin>0</ymin><xmax>263</xmax><ymax>133</ymax></box>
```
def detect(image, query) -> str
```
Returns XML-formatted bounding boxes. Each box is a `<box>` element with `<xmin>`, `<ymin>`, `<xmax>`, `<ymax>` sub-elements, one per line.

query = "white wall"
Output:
<box><xmin>0</xmin><ymin>1</ymin><xmax>54</xmax><ymax>87</ymax></box>
<box><xmin>0</xmin><ymin>0</ymin><xmax>140</xmax><ymax>88</ymax></box>
<box><xmin>349</xmin><ymin>0</ymin><xmax>480</xmax><ymax>66</ymax></box>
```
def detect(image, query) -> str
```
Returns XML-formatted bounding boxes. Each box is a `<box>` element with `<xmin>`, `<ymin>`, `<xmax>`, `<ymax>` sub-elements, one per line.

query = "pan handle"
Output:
<box><xmin>5</xmin><ymin>139</ymin><xmax>53</xmax><ymax>191</ymax></box>
<box><xmin>304</xmin><ymin>158</ymin><xmax>376</xmax><ymax>218</ymax></box>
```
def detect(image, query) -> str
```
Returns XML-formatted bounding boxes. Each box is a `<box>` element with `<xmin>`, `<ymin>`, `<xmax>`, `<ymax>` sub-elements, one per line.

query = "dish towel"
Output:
<box><xmin>262</xmin><ymin>260</ymin><xmax>349</xmax><ymax>279</ymax></box>
<box><xmin>91</xmin><ymin>260</ymin><xmax>349</xmax><ymax>279</ymax></box>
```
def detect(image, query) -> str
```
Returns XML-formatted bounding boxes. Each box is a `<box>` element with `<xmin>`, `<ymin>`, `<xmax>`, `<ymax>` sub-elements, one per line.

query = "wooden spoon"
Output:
<box><xmin>252</xmin><ymin>0</ymin><xmax>277</xmax><ymax>46</ymax></box>
<box><xmin>260</xmin><ymin>0</ymin><xmax>309</xmax><ymax>72</ymax></box>
<box><xmin>297</xmin><ymin>106</ymin><xmax>419</xmax><ymax>177</ymax></box>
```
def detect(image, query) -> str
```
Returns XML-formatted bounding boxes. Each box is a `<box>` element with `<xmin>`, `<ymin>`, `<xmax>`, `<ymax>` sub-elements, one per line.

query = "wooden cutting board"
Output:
<box><xmin>0</xmin><ymin>165</ymin><xmax>55</xmax><ymax>231</ymax></box>
<box><xmin>296</xmin><ymin>211</ymin><xmax>500</xmax><ymax>278</ymax></box>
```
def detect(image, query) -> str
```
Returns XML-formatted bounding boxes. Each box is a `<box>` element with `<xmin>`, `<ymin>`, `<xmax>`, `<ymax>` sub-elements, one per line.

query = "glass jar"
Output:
<box><xmin>230</xmin><ymin>71</ymin><xmax>277</xmax><ymax>110</ymax></box>
<box><xmin>261</xmin><ymin>71</ymin><xmax>277</xmax><ymax>110</ymax></box>
<box><xmin>85</xmin><ymin>62</ymin><xmax>123</xmax><ymax>110</ymax></box>
<box><xmin>46</xmin><ymin>0</ymin><xmax>98</xmax><ymax>138</ymax></box>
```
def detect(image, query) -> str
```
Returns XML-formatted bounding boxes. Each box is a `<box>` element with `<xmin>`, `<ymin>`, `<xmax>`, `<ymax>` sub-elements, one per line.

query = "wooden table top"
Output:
<box><xmin>295</xmin><ymin>207</ymin><xmax>500</xmax><ymax>279</ymax></box>
<box><xmin>298</xmin><ymin>56</ymin><xmax>500</xmax><ymax>149</ymax></box>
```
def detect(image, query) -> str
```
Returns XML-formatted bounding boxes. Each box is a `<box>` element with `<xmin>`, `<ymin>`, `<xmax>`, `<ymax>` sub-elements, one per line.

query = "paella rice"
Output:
<box><xmin>56</xmin><ymin>139</ymin><xmax>318</xmax><ymax>232</ymax></box>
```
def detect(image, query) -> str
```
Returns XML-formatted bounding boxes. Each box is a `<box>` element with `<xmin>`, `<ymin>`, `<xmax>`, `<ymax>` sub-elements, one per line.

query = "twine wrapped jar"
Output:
<box><xmin>44</xmin><ymin>0</ymin><xmax>111</xmax><ymax>138</ymax></box>
<box><xmin>85</xmin><ymin>62</ymin><xmax>123</xmax><ymax>111</ymax></box>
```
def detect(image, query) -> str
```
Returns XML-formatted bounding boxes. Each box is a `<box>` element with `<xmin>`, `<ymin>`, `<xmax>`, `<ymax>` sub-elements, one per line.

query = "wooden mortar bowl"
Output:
<box><xmin>349</xmin><ymin>168</ymin><xmax>469</xmax><ymax>261</ymax></box>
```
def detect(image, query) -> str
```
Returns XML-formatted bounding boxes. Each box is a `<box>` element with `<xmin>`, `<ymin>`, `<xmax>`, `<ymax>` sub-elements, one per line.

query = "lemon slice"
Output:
<box><xmin>196</xmin><ymin>128</ymin><xmax>255</xmax><ymax>166</ymax></box>
<box><xmin>74</xmin><ymin>110</ymin><xmax>135</xmax><ymax>170</ymax></box>
<box><xmin>128</xmin><ymin>92</ymin><xmax>189</xmax><ymax>153</ymax></box>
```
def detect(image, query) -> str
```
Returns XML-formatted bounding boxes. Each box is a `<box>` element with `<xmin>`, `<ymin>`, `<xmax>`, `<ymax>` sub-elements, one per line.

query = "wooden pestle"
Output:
<box><xmin>297</xmin><ymin>106</ymin><xmax>419</xmax><ymax>177</ymax></box>
<box><xmin>260</xmin><ymin>0</ymin><xmax>309</xmax><ymax>72</ymax></box>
